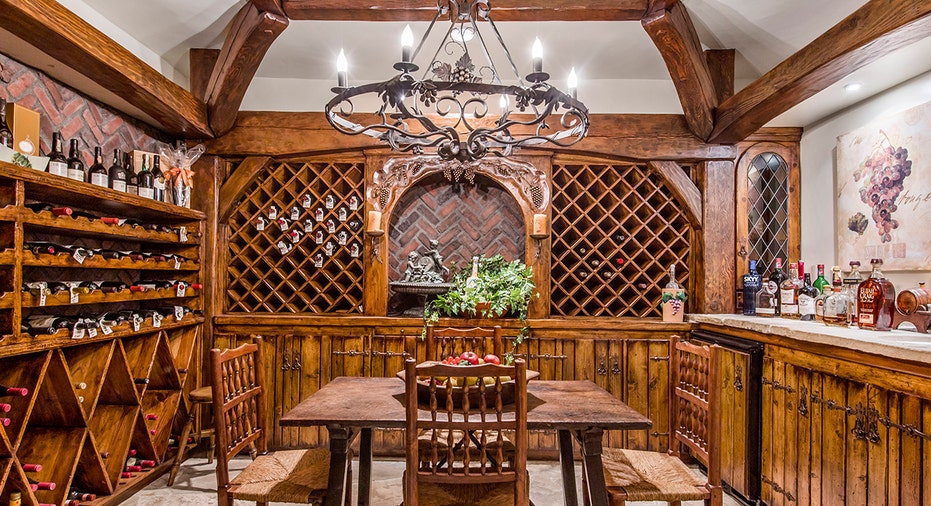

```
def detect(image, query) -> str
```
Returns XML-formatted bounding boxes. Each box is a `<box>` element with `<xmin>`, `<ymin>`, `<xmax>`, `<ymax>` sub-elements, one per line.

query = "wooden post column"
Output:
<box><xmin>694</xmin><ymin>160</ymin><xmax>736</xmax><ymax>313</ymax></box>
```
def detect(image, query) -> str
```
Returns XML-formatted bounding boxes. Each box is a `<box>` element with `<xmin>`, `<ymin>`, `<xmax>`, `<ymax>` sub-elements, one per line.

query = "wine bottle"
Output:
<box><xmin>97</xmin><ymin>281</ymin><xmax>128</xmax><ymax>292</ymax></box>
<box><xmin>46</xmin><ymin>132</ymin><xmax>68</xmax><ymax>177</ymax></box>
<box><xmin>0</xmin><ymin>98</ymin><xmax>13</xmax><ymax>148</ymax></box>
<box><xmin>97</xmin><ymin>312</ymin><xmax>127</xmax><ymax>326</ymax></box>
<box><xmin>88</xmin><ymin>147</ymin><xmax>109</xmax><ymax>188</ymax></box>
<box><xmin>24</xmin><ymin>203</ymin><xmax>73</xmax><ymax>216</ymax></box>
<box><xmin>0</xmin><ymin>417</ymin><xmax>10</xmax><ymax>426</ymax></box>
<box><xmin>27</xmin><ymin>478</ymin><xmax>56</xmax><ymax>491</ymax></box>
<box><xmin>68</xmin><ymin>490</ymin><xmax>97</xmax><ymax>501</ymax></box>
<box><xmin>66</xmin><ymin>138</ymin><xmax>85</xmax><ymax>182</ymax></box>
<box><xmin>22</xmin><ymin>463</ymin><xmax>42</xmax><ymax>472</ymax></box>
<box><xmin>24</xmin><ymin>242</ymin><xmax>56</xmax><ymax>255</ymax></box>
<box><xmin>140</xmin><ymin>459</ymin><xmax>156</xmax><ymax>468</ymax></box>
<box><xmin>144</xmin><ymin>413</ymin><xmax>158</xmax><ymax>420</ymax></box>
<box><xmin>25</xmin><ymin>315</ymin><xmax>77</xmax><ymax>332</ymax></box>
<box><xmin>152</xmin><ymin>154</ymin><xmax>166</xmax><ymax>202</ymax></box>
<box><xmin>124</xmin><ymin>151</ymin><xmax>138</xmax><ymax>195</ymax></box>
<box><xmin>0</xmin><ymin>385</ymin><xmax>28</xmax><ymax>396</ymax></box>
<box><xmin>109</xmin><ymin>149</ymin><xmax>127</xmax><ymax>192</ymax></box>
<box><xmin>137</xmin><ymin>154</ymin><xmax>155</xmax><ymax>199</ymax></box>
<box><xmin>134</xmin><ymin>377</ymin><xmax>150</xmax><ymax>385</ymax></box>
<box><xmin>0</xmin><ymin>403</ymin><xmax>11</xmax><ymax>412</ymax></box>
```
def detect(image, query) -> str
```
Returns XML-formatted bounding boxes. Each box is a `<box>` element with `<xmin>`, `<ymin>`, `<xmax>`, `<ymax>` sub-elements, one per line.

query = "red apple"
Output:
<box><xmin>483</xmin><ymin>354</ymin><xmax>501</xmax><ymax>365</ymax></box>
<box><xmin>459</xmin><ymin>351</ymin><xmax>479</xmax><ymax>365</ymax></box>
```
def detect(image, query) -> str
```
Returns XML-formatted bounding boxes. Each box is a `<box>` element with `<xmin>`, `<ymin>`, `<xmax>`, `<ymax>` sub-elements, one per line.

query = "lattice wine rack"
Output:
<box><xmin>550</xmin><ymin>161</ymin><xmax>692</xmax><ymax>317</ymax></box>
<box><xmin>227</xmin><ymin>160</ymin><xmax>365</xmax><ymax>313</ymax></box>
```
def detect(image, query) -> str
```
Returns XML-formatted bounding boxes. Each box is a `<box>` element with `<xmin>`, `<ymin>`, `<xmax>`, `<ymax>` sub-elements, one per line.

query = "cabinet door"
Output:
<box><xmin>718</xmin><ymin>346</ymin><xmax>755</xmax><ymax>500</ymax></box>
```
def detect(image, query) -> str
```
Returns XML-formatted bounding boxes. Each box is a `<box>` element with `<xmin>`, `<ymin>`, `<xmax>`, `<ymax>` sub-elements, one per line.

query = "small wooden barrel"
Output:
<box><xmin>896</xmin><ymin>285</ymin><xmax>930</xmax><ymax>314</ymax></box>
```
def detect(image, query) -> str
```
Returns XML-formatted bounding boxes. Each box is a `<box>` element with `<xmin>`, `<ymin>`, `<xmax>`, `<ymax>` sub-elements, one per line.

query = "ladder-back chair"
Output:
<box><xmin>424</xmin><ymin>325</ymin><xmax>504</xmax><ymax>362</ymax></box>
<box><xmin>600</xmin><ymin>335</ymin><xmax>723</xmax><ymax>505</ymax></box>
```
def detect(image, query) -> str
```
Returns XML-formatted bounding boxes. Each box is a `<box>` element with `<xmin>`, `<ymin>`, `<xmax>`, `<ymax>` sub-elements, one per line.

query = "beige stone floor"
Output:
<box><xmin>122</xmin><ymin>456</ymin><xmax>747</xmax><ymax>505</ymax></box>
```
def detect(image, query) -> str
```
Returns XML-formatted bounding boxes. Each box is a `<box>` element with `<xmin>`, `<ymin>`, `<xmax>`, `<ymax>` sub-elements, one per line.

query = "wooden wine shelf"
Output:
<box><xmin>19</xmin><ymin>287</ymin><xmax>199</xmax><ymax>308</ymax></box>
<box><xmin>0</xmin><ymin>162</ymin><xmax>204</xmax><ymax>222</ymax></box>
<box><xmin>22</xmin><ymin>250</ymin><xmax>199</xmax><ymax>271</ymax></box>
<box><xmin>5</xmin><ymin>317</ymin><xmax>203</xmax><ymax>356</ymax></box>
<box><xmin>0</xmin><ymin>250</ymin><xmax>13</xmax><ymax>266</ymax></box>
<box><xmin>20</xmin><ymin>210</ymin><xmax>199</xmax><ymax>245</ymax></box>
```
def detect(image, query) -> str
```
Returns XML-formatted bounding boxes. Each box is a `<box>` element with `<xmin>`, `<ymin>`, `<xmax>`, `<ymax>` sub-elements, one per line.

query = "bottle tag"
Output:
<box><xmin>349</xmin><ymin>195</ymin><xmax>359</xmax><ymax>211</ymax></box>
<box><xmin>69</xmin><ymin>286</ymin><xmax>79</xmax><ymax>304</ymax></box>
<box><xmin>176</xmin><ymin>283</ymin><xmax>186</xmax><ymax>297</ymax></box>
<box><xmin>315</xmin><ymin>207</ymin><xmax>324</xmax><ymax>222</ymax></box>
<box><xmin>304</xmin><ymin>219</ymin><xmax>313</xmax><ymax>233</ymax></box>
<box><xmin>132</xmin><ymin>315</ymin><xmax>142</xmax><ymax>332</ymax></box>
<box><xmin>268</xmin><ymin>205</ymin><xmax>278</xmax><ymax>220</ymax></box>
<box><xmin>338</xmin><ymin>207</ymin><xmax>347</xmax><ymax>222</ymax></box>
<box><xmin>72</xmin><ymin>322</ymin><xmax>85</xmax><ymax>339</ymax></box>
<box><xmin>73</xmin><ymin>248</ymin><xmax>86</xmax><ymax>264</ymax></box>
<box><xmin>152</xmin><ymin>313</ymin><xmax>162</xmax><ymax>328</ymax></box>
<box><xmin>278</xmin><ymin>217</ymin><xmax>289</xmax><ymax>231</ymax></box>
<box><xmin>315</xmin><ymin>230</ymin><xmax>324</xmax><ymax>244</ymax></box>
<box><xmin>117</xmin><ymin>219</ymin><xmax>128</xmax><ymax>226</ymax></box>
<box><xmin>87</xmin><ymin>326</ymin><xmax>98</xmax><ymax>338</ymax></box>
<box><xmin>302</xmin><ymin>194</ymin><xmax>312</xmax><ymax>208</ymax></box>
<box><xmin>338</xmin><ymin>230</ymin><xmax>347</xmax><ymax>245</ymax></box>
<box><xmin>325</xmin><ymin>242</ymin><xmax>334</xmax><ymax>257</ymax></box>
<box><xmin>178</xmin><ymin>226</ymin><xmax>188</xmax><ymax>242</ymax></box>
<box><xmin>174</xmin><ymin>257</ymin><xmax>182</xmax><ymax>270</ymax></box>
<box><xmin>277</xmin><ymin>240</ymin><xmax>291</xmax><ymax>255</ymax></box>
<box><xmin>327</xmin><ymin>219</ymin><xmax>336</xmax><ymax>234</ymax></box>
<box><xmin>350</xmin><ymin>243</ymin><xmax>360</xmax><ymax>258</ymax></box>
<box><xmin>290</xmin><ymin>230</ymin><xmax>301</xmax><ymax>244</ymax></box>
<box><xmin>102</xmin><ymin>325</ymin><xmax>113</xmax><ymax>335</ymax></box>
<box><xmin>256</xmin><ymin>217</ymin><xmax>265</xmax><ymax>231</ymax></box>
<box><xmin>290</xmin><ymin>206</ymin><xmax>300</xmax><ymax>221</ymax></box>
<box><xmin>174</xmin><ymin>306</ymin><xmax>184</xmax><ymax>320</ymax></box>
<box><xmin>39</xmin><ymin>286</ymin><xmax>47</xmax><ymax>307</ymax></box>
<box><xmin>314</xmin><ymin>253</ymin><xmax>323</xmax><ymax>268</ymax></box>
<box><xmin>325</xmin><ymin>195</ymin><xmax>335</xmax><ymax>209</ymax></box>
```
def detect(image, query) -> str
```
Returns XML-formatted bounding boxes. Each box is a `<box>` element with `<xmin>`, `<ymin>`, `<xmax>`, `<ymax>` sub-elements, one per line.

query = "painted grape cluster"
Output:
<box><xmin>853</xmin><ymin>135</ymin><xmax>912</xmax><ymax>243</ymax></box>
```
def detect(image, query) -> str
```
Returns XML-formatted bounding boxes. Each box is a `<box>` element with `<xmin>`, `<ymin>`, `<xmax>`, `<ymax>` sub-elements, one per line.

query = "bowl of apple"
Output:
<box><xmin>397</xmin><ymin>352</ymin><xmax>539</xmax><ymax>408</ymax></box>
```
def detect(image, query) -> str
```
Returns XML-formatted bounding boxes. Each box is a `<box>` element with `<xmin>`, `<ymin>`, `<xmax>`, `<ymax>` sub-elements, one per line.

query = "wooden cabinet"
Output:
<box><xmin>0</xmin><ymin>161</ymin><xmax>204</xmax><ymax>506</ymax></box>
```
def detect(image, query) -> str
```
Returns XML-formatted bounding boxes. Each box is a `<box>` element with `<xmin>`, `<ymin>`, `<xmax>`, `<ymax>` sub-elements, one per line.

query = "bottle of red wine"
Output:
<box><xmin>66</xmin><ymin>139</ymin><xmax>85</xmax><ymax>182</ymax></box>
<box><xmin>24</xmin><ymin>242</ymin><xmax>57</xmax><ymax>255</ymax></box>
<box><xmin>0</xmin><ymin>385</ymin><xmax>29</xmax><ymax>396</ymax></box>
<box><xmin>46</xmin><ymin>132</ymin><xmax>68</xmax><ymax>177</ymax></box>
<box><xmin>0</xmin><ymin>98</ymin><xmax>13</xmax><ymax>148</ymax></box>
<box><xmin>152</xmin><ymin>154</ymin><xmax>166</xmax><ymax>202</ymax></box>
<box><xmin>125</xmin><ymin>152</ymin><xmax>138</xmax><ymax>196</ymax></box>
<box><xmin>28</xmin><ymin>478</ymin><xmax>56</xmax><ymax>491</ymax></box>
<box><xmin>68</xmin><ymin>490</ymin><xmax>97</xmax><ymax>501</ymax></box>
<box><xmin>24</xmin><ymin>203</ymin><xmax>73</xmax><ymax>216</ymax></box>
<box><xmin>88</xmin><ymin>146</ymin><xmax>108</xmax><ymax>188</ymax></box>
<box><xmin>137</xmin><ymin>154</ymin><xmax>155</xmax><ymax>199</ymax></box>
<box><xmin>109</xmin><ymin>149</ymin><xmax>127</xmax><ymax>192</ymax></box>
<box><xmin>22</xmin><ymin>463</ymin><xmax>42</xmax><ymax>472</ymax></box>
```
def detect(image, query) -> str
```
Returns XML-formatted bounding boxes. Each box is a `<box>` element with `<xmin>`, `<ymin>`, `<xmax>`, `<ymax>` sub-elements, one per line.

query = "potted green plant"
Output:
<box><xmin>423</xmin><ymin>254</ymin><xmax>535</xmax><ymax>361</ymax></box>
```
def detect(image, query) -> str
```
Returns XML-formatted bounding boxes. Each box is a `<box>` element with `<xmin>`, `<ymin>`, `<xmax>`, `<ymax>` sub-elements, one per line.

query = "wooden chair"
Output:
<box><xmin>403</xmin><ymin>357</ymin><xmax>528</xmax><ymax>506</ymax></box>
<box><xmin>211</xmin><ymin>336</ymin><xmax>344</xmax><ymax>506</ymax></box>
<box><xmin>167</xmin><ymin>384</ymin><xmax>216</xmax><ymax>485</ymax></box>
<box><xmin>600</xmin><ymin>335</ymin><xmax>723</xmax><ymax>505</ymax></box>
<box><xmin>424</xmin><ymin>325</ymin><xmax>504</xmax><ymax>362</ymax></box>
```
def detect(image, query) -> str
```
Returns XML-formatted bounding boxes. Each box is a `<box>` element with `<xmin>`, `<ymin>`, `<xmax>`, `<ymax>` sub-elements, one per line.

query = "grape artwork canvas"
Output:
<box><xmin>836</xmin><ymin>100</ymin><xmax>931</xmax><ymax>270</ymax></box>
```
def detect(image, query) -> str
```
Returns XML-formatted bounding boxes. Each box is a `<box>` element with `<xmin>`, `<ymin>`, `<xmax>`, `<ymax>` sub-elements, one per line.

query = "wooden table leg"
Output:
<box><xmin>558</xmin><ymin>429</ymin><xmax>580</xmax><ymax>506</ymax></box>
<box><xmin>325</xmin><ymin>426</ymin><xmax>356</xmax><ymax>506</ymax></box>
<box><xmin>577</xmin><ymin>427</ymin><xmax>609</xmax><ymax>506</ymax></box>
<box><xmin>357</xmin><ymin>428</ymin><xmax>373</xmax><ymax>506</ymax></box>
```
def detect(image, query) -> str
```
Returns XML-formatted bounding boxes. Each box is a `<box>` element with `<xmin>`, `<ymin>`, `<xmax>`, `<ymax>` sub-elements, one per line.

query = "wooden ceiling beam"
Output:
<box><xmin>0</xmin><ymin>0</ymin><xmax>211</xmax><ymax>138</ymax></box>
<box><xmin>205</xmin><ymin>3</ymin><xmax>289</xmax><ymax>136</ymax></box>
<box><xmin>642</xmin><ymin>1</ymin><xmax>718</xmax><ymax>140</ymax></box>
<box><xmin>709</xmin><ymin>0</ymin><xmax>931</xmax><ymax>144</ymax></box>
<box><xmin>281</xmin><ymin>0</ymin><xmax>648</xmax><ymax>21</ymax></box>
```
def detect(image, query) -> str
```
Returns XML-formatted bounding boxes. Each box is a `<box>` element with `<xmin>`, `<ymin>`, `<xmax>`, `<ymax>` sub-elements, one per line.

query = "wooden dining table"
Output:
<box><xmin>280</xmin><ymin>376</ymin><xmax>652</xmax><ymax>506</ymax></box>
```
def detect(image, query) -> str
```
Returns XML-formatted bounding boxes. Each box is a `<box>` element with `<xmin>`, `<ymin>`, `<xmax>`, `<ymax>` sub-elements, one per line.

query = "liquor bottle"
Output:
<box><xmin>108</xmin><ymin>149</ymin><xmax>127</xmax><ymax>192</ymax></box>
<box><xmin>847</xmin><ymin>261</ymin><xmax>863</xmax><ymax>324</ymax></box>
<box><xmin>24</xmin><ymin>315</ymin><xmax>77</xmax><ymax>335</ymax></box>
<box><xmin>152</xmin><ymin>154</ymin><xmax>166</xmax><ymax>202</ymax></box>
<box><xmin>779</xmin><ymin>262</ymin><xmax>802</xmax><ymax>319</ymax></box>
<box><xmin>24</xmin><ymin>203</ymin><xmax>73</xmax><ymax>216</ymax></box>
<box><xmin>0</xmin><ymin>385</ymin><xmax>28</xmax><ymax>396</ymax></box>
<box><xmin>465</xmin><ymin>256</ymin><xmax>480</xmax><ymax>289</ymax></box>
<box><xmin>798</xmin><ymin>272</ymin><xmax>819</xmax><ymax>321</ymax></box>
<box><xmin>822</xmin><ymin>285</ymin><xmax>850</xmax><ymax>326</ymax></box>
<box><xmin>98</xmin><ymin>312</ymin><xmax>128</xmax><ymax>326</ymax></box>
<box><xmin>742</xmin><ymin>259</ymin><xmax>762</xmax><ymax>316</ymax></box>
<box><xmin>137</xmin><ymin>154</ymin><xmax>155</xmax><ymax>199</ymax></box>
<box><xmin>830</xmin><ymin>265</ymin><xmax>843</xmax><ymax>287</ymax></box>
<box><xmin>754</xmin><ymin>277</ymin><xmax>779</xmax><ymax>317</ymax></box>
<box><xmin>125</xmin><ymin>152</ymin><xmax>138</xmax><ymax>195</ymax></box>
<box><xmin>0</xmin><ymin>98</ymin><xmax>13</xmax><ymax>148</ymax></box>
<box><xmin>98</xmin><ymin>281</ymin><xmax>129</xmax><ymax>292</ymax></box>
<box><xmin>769</xmin><ymin>258</ymin><xmax>786</xmax><ymax>316</ymax></box>
<box><xmin>812</xmin><ymin>264</ymin><xmax>829</xmax><ymax>294</ymax></box>
<box><xmin>46</xmin><ymin>132</ymin><xmax>68</xmax><ymax>177</ymax></box>
<box><xmin>66</xmin><ymin>139</ymin><xmax>85</xmax><ymax>182</ymax></box>
<box><xmin>857</xmin><ymin>258</ymin><xmax>895</xmax><ymax>331</ymax></box>
<box><xmin>88</xmin><ymin>147</ymin><xmax>109</xmax><ymax>188</ymax></box>
<box><xmin>68</xmin><ymin>490</ymin><xmax>97</xmax><ymax>501</ymax></box>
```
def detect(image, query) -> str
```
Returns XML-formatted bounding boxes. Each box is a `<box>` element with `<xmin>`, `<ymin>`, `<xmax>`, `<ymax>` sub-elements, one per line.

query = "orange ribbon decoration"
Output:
<box><xmin>165</xmin><ymin>166</ymin><xmax>194</xmax><ymax>187</ymax></box>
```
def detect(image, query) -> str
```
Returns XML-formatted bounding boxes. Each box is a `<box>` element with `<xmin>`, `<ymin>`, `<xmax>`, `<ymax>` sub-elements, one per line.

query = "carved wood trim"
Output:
<box><xmin>647</xmin><ymin>161</ymin><xmax>702</xmax><ymax>229</ymax></box>
<box><xmin>217</xmin><ymin>156</ymin><xmax>274</xmax><ymax>224</ymax></box>
<box><xmin>281</xmin><ymin>0</ymin><xmax>649</xmax><ymax>21</ymax></box>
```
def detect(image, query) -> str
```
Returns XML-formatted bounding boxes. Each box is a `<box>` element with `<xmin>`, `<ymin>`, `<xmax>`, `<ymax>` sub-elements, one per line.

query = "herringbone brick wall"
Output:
<box><xmin>388</xmin><ymin>174</ymin><xmax>525</xmax><ymax>283</ymax></box>
<box><xmin>0</xmin><ymin>52</ymin><xmax>165</xmax><ymax>165</ymax></box>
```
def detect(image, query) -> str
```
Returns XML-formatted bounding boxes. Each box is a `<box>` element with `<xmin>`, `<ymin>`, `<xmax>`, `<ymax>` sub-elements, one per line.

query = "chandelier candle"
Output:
<box><xmin>532</xmin><ymin>37</ymin><xmax>543</xmax><ymax>73</ymax></box>
<box><xmin>401</xmin><ymin>25</ymin><xmax>413</xmax><ymax>63</ymax></box>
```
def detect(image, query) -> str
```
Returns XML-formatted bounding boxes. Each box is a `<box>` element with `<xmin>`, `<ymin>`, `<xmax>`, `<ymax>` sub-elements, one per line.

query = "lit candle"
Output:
<box><xmin>499</xmin><ymin>95</ymin><xmax>509</xmax><ymax>113</ymax></box>
<box><xmin>567</xmin><ymin>67</ymin><xmax>578</xmax><ymax>99</ymax></box>
<box><xmin>367</xmin><ymin>210</ymin><xmax>383</xmax><ymax>234</ymax></box>
<box><xmin>531</xmin><ymin>38</ymin><xmax>543</xmax><ymax>73</ymax></box>
<box><xmin>401</xmin><ymin>25</ymin><xmax>414</xmax><ymax>63</ymax></box>
<box><xmin>531</xmin><ymin>213</ymin><xmax>548</xmax><ymax>238</ymax></box>
<box><xmin>336</xmin><ymin>49</ymin><xmax>348</xmax><ymax>88</ymax></box>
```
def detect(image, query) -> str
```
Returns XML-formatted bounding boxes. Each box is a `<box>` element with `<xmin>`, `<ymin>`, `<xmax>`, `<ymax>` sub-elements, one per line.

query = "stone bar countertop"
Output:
<box><xmin>689</xmin><ymin>314</ymin><xmax>931</xmax><ymax>365</ymax></box>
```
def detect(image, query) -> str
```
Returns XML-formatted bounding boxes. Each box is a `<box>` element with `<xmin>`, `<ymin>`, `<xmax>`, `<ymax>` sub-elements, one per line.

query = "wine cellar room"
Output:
<box><xmin>2</xmin><ymin>1</ymin><xmax>931</xmax><ymax>506</ymax></box>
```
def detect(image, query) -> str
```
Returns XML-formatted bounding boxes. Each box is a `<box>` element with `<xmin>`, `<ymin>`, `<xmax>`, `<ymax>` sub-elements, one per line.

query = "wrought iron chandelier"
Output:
<box><xmin>326</xmin><ymin>0</ymin><xmax>590</xmax><ymax>163</ymax></box>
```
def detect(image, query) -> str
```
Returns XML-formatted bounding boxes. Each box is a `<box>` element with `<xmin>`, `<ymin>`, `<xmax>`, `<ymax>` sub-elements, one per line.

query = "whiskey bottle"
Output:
<box><xmin>812</xmin><ymin>264</ymin><xmax>829</xmax><ymax>294</ymax></box>
<box><xmin>46</xmin><ymin>132</ymin><xmax>68</xmax><ymax>177</ymax></box>
<box><xmin>742</xmin><ymin>259</ymin><xmax>762</xmax><ymax>316</ymax></box>
<box><xmin>779</xmin><ymin>262</ymin><xmax>802</xmax><ymax>319</ymax></box>
<box><xmin>88</xmin><ymin>146</ymin><xmax>109</xmax><ymax>188</ymax></box>
<box><xmin>847</xmin><ymin>260</ymin><xmax>863</xmax><ymax>324</ymax></box>
<box><xmin>822</xmin><ymin>285</ymin><xmax>850</xmax><ymax>326</ymax></box>
<box><xmin>857</xmin><ymin>258</ymin><xmax>895</xmax><ymax>331</ymax></box>
<box><xmin>754</xmin><ymin>277</ymin><xmax>779</xmax><ymax>317</ymax></box>
<box><xmin>769</xmin><ymin>258</ymin><xmax>786</xmax><ymax>316</ymax></box>
<box><xmin>109</xmin><ymin>149</ymin><xmax>127</xmax><ymax>192</ymax></box>
<box><xmin>66</xmin><ymin>139</ymin><xmax>85</xmax><ymax>182</ymax></box>
<box><xmin>798</xmin><ymin>272</ymin><xmax>819</xmax><ymax>321</ymax></box>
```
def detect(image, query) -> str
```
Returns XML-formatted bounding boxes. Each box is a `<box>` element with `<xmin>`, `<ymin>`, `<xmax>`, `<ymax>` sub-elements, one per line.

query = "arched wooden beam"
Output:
<box><xmin>218</xmin><ymin>156</ymin><xmax>274</xmax><ymax>224</ymax></box>
<box><xmin>648</xmin><ymin>160</ymin><xmax>702</xmax><ymax>230</ymax></box>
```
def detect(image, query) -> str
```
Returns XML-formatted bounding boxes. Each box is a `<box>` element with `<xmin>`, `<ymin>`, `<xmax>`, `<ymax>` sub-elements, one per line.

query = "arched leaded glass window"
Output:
<box><xmin>746</xmin><ymin>152</ymin><xmax>789</xmax><ymax>276</ymax></box>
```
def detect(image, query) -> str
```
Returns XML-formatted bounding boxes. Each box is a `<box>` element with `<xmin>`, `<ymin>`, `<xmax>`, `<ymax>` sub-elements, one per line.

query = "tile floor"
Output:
<box><xmin>123</xmin><ymin>456</ymin><xmax>747</xmax><ymax>505</ymax></box>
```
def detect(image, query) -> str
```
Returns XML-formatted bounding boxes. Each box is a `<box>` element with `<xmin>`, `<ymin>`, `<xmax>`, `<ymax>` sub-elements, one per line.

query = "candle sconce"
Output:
<box><xmin>365</xmin><ymin>210</ymin><xmax>384</xmax><ymax>262</ymax></box>
<box><xmin>530</xmin><ymin>213</ymin><xmax>549</xmax><ymax>261</ymax></box>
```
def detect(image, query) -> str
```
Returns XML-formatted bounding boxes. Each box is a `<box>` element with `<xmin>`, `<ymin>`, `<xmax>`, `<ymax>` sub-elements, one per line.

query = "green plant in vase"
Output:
<box><xmin>423</xmin><ymin>254</ymin><xmax>535</xmax><ymax>363</ymax></box>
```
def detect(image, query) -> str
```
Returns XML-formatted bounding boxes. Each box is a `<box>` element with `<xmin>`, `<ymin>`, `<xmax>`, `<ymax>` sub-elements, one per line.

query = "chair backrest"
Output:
<box><xmin>211</xmin><ymin>336</ymin><xmax>267</xmax><ymax>498</ymax></box>
<box><xmin>404</xmin><ymin>357</ymin><xmax>528</xmax><ymax>505</ymax></box>
<box><xmin>424</xmin><ymin>325</ymin><xmax>504</xmax><ymax>362</ymax></box>
<box><xmin>668</xmin><ymin>335</ymin><xmax>721</xmax><ymax>490</ymax></box>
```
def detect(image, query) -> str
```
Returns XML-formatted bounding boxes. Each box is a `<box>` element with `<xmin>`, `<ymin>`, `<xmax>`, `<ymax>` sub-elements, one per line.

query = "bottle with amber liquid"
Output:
<box><xmin>88</xmin><ymin>147</ymin><xmax>108</xmax><ymax>188</ymax></box>
<box><xmin>779</xmin><ymin>262</ymin><xmax>802</xmax><ymax>319</ymax></box>
<box><xmin>798</xmin><ymin>272</ymin><xmax>819</xmax><ymax>321</ymax></box>
<box><xmin>47</xmin><ymin>132</ymin><xmax>68</xmax><ymax>177</ymax></box>
<box><xmin>755</xmin><ymin>277</ymin><xmax>779</xmax><ymax>317</ymax></box>
<box><xmin>66</xmin><ymin>139</ymin><xmax>85</xmax><ymax>182</ymax></box>
<box><xmin>108</xmin><ymin>149</ymin><xmax>127</xmax><ymax>192</ymax></box>
<box><xmin>847</xmin><ymin>260</ymin><xmax>863</xmax><ymax>324</ymax></box>
<box><xmin>857</xmin><ymin>258</ymin><xmax>895</xmax><ymax>330</ymax></box>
